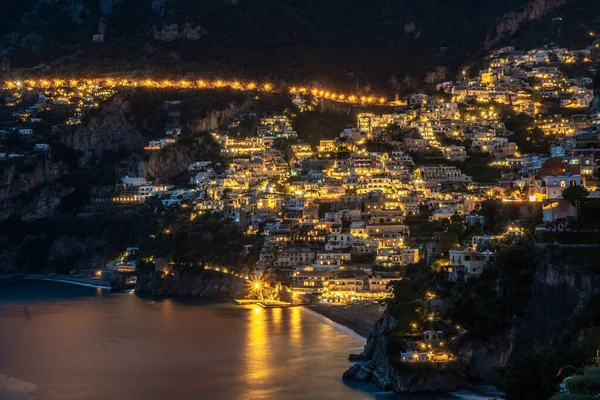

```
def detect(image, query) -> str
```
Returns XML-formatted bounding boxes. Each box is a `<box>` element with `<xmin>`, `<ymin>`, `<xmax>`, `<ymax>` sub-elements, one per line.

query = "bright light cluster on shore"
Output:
<box><xmin>3</xmin><ymin>78</ymin><xmax>399</xmax><ymax>106</ymax></box>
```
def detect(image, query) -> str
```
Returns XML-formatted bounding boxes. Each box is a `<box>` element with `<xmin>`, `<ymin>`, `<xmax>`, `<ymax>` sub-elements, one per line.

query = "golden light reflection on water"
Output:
<box><xmin>289</xmin><ymin>306</ymin><xmax>302</xmax><ymax>348</ymax></box>
<box><xmin>246</xmin><ymin>306</ymin><xmax>268</xmax><ymax>381</ymax></box>
<box><xmin>161</xmin><ymin>298</ymin><xmax>175</xmax><ymax>316</ymax></box>
<box><xmin>244</xmin><ymin>306</ymin><xmax>271</xmax><ymax>399</ymax></box>
<box><xmin>271</xmin><ymin>307</ymin><xmax>282</xmax><ymax>333</ymax></box>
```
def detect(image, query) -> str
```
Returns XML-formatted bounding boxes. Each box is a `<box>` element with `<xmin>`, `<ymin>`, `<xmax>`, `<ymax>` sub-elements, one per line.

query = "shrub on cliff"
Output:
<box><xmin>390</xmin><ymin>299</ymin><xmax>424</xmax><ymax>332</ymax></box>
<box><xmin>385</xmin><ymin>264</ymin><xmax>438</xmax><ymax>335</ymax></box>
<box><xmin>448</xmin><ymin>245</ymin><xmax>538</xmax><ymax>338</ymax></box>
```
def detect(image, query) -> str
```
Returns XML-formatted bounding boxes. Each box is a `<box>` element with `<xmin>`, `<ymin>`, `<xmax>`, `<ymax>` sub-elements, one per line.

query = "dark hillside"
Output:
<box><xmin>0</xmin><ymin>0</ymin><xmax>538</xmax><ymax>89</ymax></box>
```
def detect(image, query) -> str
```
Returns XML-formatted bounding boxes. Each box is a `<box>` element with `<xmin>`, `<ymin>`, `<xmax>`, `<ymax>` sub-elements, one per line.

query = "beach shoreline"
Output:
<box><xmin>306</xmin><ymin>302</ymin><xmax>385</xmax><ymax>339</ymax></box>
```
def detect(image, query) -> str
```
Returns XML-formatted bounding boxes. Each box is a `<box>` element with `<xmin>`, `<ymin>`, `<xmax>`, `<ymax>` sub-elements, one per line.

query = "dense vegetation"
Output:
<box><xmin>292</xmin><ymin>110</ymin><xmax>354</xmax><ymax>147</ymax></box>
<box><xmin>503</xmin><ymin>113</ymin><xmax>554</xmax><ymax>154</ymax></box>
<box><xmin>0</xmin><ymin>203</ymin><xmax>257</xmax><ymax>274</ymax></box>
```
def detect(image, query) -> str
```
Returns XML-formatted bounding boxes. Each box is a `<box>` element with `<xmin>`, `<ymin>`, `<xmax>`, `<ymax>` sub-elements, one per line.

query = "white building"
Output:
<box><xmin>442</xmin><ymin>146</ymin><xmax>467</xmax><ymax>161</ymax></box>
<box><xmin>34</xmin><ymin>143</ymin><xmax>51</xmax><ymax>152</ymax></box>
<box><xmin>121</xmin><ymin>176</ymin><xmax>149</xmax><ymax>187</ymax></box>
<box><xmin>448</xmin><ymin>246</ymin><xmax>493</xmax><ymax>281</ymax></box>
<box><xmin>376</xmin><ymin>247</ymin><xmax>419</xmax><ymax>267</ymax></box>
<box><xmin>316</xmin><ymin>251</ymin><xmax>351</xmax><ymax>266</ymax></box>
<box><xmin>429</xmin><ymin>208</ymin><xmax>456</xmax><ymax>221</ymax></box>
<box><xmin>138</xmin><ymin>185</ymin><xmax>169</xmax><ymax>196</ymax></box>
<box><xmin>464</xmin><ymin>215</ymin><xmax>485</xmax><ymax>226</ymax></box>
<box><xmin>417</xmin><ymin>165</ymin><xmax>472</xmax><ymax>183</ymax></box>
<box><xmin>188</xmin><ymin>161</ymin><xmax>213</xmax><ymax>171</ymax></box>
<box><xmin>541</xmin><ymin>174</ymin><xmax>582</xmax><ymax>199</ymax></box>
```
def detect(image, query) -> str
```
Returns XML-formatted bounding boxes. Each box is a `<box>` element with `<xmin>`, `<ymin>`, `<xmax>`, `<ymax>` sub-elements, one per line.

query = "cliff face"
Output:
<box><xmin>143</xmin><ymin>107</ymin><xmax>232</xmax><ymax>183</ymax></box>
<box><xmin>457</xmin><ymin>336</ymin><xmax>511</xmax><ymax>381</ymax></box>
<box><xmin>525</xmin><ymin>252</ymin><xmax>600</xmax><ymax>345</ymax></box>
<box><xmin>0</xmin><ymin>184</ymin><xmax>73</xmax><ymax>221</ymax></box>
<box><xmin>66</xmin><ymin>95</ymin><xmax>144</xmax><ymax>156</ymax></box>
<box><xmin>190</xmin><ymin>108</ymin><xmax>233</xmax><ymax>133</ymax></box>
<box><xmin>0</xmin><ymin>155</ymin><xmax>67</xmax><ymax>200</ymax></box>
<box><xmin>0</xmin><ymin>155</ymin><xmax>71</xmax><ymax>221</ymax></box>
<box><xmin>136</xmin><ymin>270</ymin><xmax>246</xmax><ymax>298</ymax></box>
<box><xmin>146</xmin><ymin>136</ymin><xmax>215</xmax><ymax>183</ymax></box>
<box><xmin>485</xmin><ymin>0</ymin><xmax>572</xmax><ymax>48</ymax></box>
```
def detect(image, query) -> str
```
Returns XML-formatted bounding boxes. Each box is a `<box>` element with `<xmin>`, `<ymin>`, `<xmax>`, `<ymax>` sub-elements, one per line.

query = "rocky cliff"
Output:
<box><xmin>146</xmin><ymin>136</ymin><xmax>215</xmax><ymax>183</ymax></box>
<box><xmin>0</xmin><ymin>183</ymin><xmax>73</xmax><ymax>221</ymax></box>
<box><xmin>344</xmin><ymin>310</ymin><xmax>468</xmax><ymax>393</ymax></box>
<box><xmin>347</xmin><ymin>248</ymin><xmax>600</xmax><ymax>393</ymax></box>
<box><xmin>0</xmin><ymin>155</ymin><xmax>66</xmax><ymax>200</ymax></box>
<box><xmin>145</xmin><ymin>106</ymin><xmax>230</xmax><ymax>183</ymax></box>
<box><xmin>190</xmin><ymin>108</ymin><xmax>234</xmax><ymax>133</ymax></box>
<box><xmin>66</xmin><ymin>95</ymin><xmax>144</xmax><ymax>156</ymax></box>
<box><xmin>136</xmin><ymin>269</ymin><xmax>246</xmax><ymax>298</ymax></box>
<box><xmin>485</xmin><ymin>0</ymin><xmax>572</xmax><ymax>48</ymax></box>
<box><xmin>0</xmin><ymin>155</ymin><xmax>71</xmax><ymax>220</ymax></box>
<box><xmin>524</xmin><ymin>250</ymin><xmax>600</xmax><ymax>344</ymax></box>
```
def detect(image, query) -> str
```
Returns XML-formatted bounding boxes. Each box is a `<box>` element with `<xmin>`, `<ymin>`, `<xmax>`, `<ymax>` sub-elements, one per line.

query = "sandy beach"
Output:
<box><xmin>307</xmin><ymin>302</ymin><xmax>386</xmax><ymax>338</ymax></box>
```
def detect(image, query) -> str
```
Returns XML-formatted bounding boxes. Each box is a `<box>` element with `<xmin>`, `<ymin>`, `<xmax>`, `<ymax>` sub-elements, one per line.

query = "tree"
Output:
<box><xmin>505</xmin><ymin>186</ymin><xmax>525</xmax><ymax>200</ymax></box>
<box><xmin>562</xmin><ymin>185</ymin><xmax>590</xmax><ymax>217</ymax></box>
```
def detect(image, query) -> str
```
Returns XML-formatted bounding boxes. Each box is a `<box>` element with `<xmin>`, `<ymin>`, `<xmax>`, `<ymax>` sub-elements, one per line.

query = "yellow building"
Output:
<box><xmin>291</xmin><ymin>143</ymin><xmax>313</xmax><ymax>159</ymax></box>
<box><xmin>317</xmin><ymin>140</ymin><xmax>336</xmax><ymax>153</ymax></box>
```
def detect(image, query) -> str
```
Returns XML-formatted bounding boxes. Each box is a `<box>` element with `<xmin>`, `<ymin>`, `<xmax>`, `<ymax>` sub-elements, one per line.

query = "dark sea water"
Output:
<box><xmin>0</xmin><ymin>280</ymin><xmax>498</xmax><ymax>400</ymax></box>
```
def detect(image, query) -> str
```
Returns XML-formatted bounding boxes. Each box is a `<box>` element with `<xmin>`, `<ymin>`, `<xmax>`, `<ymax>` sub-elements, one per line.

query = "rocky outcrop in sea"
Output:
<box><xmin>343</xmin><ymin>310</ymin><xmax>468</xmax><ymax>393</ymax></box>
<box><xmin>136</xmin><ymin>269</ymin><xmax>246</xmax><ymax>299</ymax></box>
